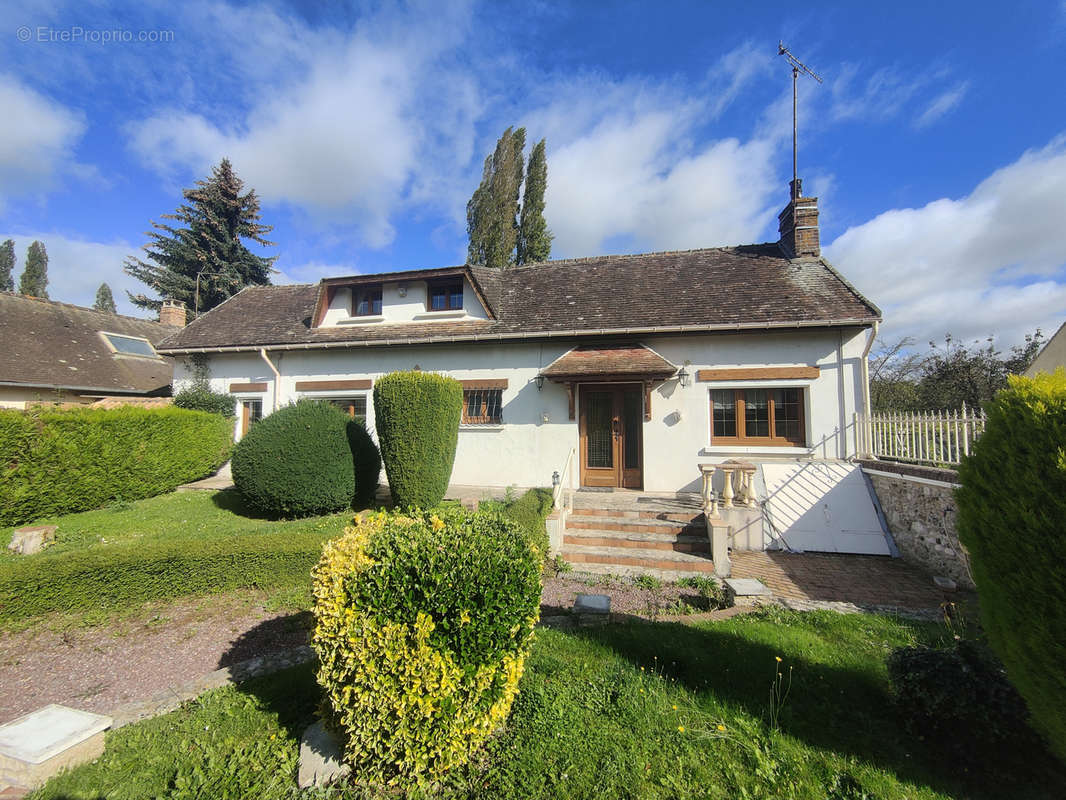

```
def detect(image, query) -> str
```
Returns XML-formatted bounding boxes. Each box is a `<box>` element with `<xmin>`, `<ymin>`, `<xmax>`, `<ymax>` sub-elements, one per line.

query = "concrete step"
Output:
<box><xmin>561</xmin><ymin>543</ymin><xmax>716</xmax><ymax>576</ymax></box>
<box><xmin>569</xmin><ymin>507</ymin><xmax>704</xmax><ymax>524</ymax></box>
<box><xmin>566</xmin><ymin>515</ymin><xmax>701</xmax><ymax>536</ymax></box>
<box><xmin>563</xmin><ymin>528</ymin><xmax>710</xmax><ymax>554</ymax></box>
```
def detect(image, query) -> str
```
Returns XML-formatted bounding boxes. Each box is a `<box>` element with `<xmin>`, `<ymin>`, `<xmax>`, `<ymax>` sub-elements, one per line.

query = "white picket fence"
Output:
<box><xmin>855</xmin><ymin>405</ymin><xmax>987</xmax><ymax>466</ymax></box>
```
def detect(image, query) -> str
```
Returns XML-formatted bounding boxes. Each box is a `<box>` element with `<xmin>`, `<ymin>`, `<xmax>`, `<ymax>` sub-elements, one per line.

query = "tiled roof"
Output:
<box><xmin>158</xmin><ymin>244</ymin><xmax>881</xmax><ymax>353</ymax></box>
<box><xmin>541</xmin><ymin>344</ymin><xmax>677</xmax><ymax>380</ymax></box>
<box><xmin>0</xmin><ymin>293</ymin><xmax>177</xmax><ymax>395</ymax></box>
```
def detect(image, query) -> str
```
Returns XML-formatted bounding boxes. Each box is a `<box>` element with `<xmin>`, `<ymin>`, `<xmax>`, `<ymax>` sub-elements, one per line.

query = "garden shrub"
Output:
<box><xmin>0</xmin><ymin>406</ymin><xmax>231</xmax><ymax>527</ymax></box>
<box><xmin>311</xmin><ymin>507</ymin><xmax>542</xmax><ymax>788</ymax></box>
<box><xmin>173</xmin><ymin>381</ymin><xmax>236</xmax><ymax>416</ymax></box>
<box><xmin>0</xmin><ymin>529</ymin><xmax>327</xmax><ymax>626</ymax></box>
<box><xmin>956</xmin><ymin>368</ymin><xmax>1066</xmax><ymax>759</ymax></box>
<box><xmin>373</xmin><ymin>371</ymin><xmax>462</xmax><ymax>508</ymax></box>
<box><xmin>887</xmin><ymin>641</ymin><xmax>1034</xmax><ymax>768</ymax></box>
<box><xmin>483</xmin><ymin>487</ymin><xmax>554</xmax><ymax>561</ymax></box>
<box><xmin>231</xmin><ymin>399</ymin><xmax>380</xmax><ymax>518</ymax></box>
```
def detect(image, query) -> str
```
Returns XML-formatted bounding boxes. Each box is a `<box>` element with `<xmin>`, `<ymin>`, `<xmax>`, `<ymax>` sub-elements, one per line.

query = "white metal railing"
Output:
<box><xmin>854</xmin><ymin>405</ymin><xmax>987</xmax><ymax>466</ymax></box>
<box><xmin>552</xmin><ymin>447</ymin><xmax>576</xmax><ymax>512</ymax></box>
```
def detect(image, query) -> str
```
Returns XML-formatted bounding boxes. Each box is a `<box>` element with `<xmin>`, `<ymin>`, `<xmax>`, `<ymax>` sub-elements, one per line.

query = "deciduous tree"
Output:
<box><xmin>0</xmin><ymin>239</ymin><xmax>14</xmax><ymax>292</ymax></box>
<box><xmin>517</xmin><ymin>138</ymin><xmax>553</xmax><ymax>264</ymax></box>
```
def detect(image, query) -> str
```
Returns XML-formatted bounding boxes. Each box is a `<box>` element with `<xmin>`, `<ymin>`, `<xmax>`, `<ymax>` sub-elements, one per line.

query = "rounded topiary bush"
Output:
<box><xmin>311</xmin><ymin>507</ymin><xmax>542</xmax><ymax>787</ymax></box>
<box><xmin>173</xmin><ymin>381</ymin><xmax>236</xmax><ymax>416</ymax></box>
<box><xmin>231</xmin><ymin>399</ymin><xmax>381</xmax><ymax>517</ymax></box>
<box><xmin>373</xmin><ymin>371</ymin><xmax>462</xmax><ymax>508</ymax></box>
<box><xmin>956</xmin><ymin>368</ymin><xmax>1066</xmax><ymax>760</ymax></box>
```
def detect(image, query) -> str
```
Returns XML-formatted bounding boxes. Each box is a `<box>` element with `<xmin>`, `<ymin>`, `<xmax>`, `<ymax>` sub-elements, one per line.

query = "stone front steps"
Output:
<box><xmin>560</xmin><ymin>504</ymin><xmax>715</xmax><ymax>579</ymax></box>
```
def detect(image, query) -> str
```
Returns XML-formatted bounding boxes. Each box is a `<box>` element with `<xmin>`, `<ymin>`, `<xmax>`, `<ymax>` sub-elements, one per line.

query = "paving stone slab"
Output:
<box><xmin>298</xmin><ymin>720</ymin><xmax>350</xmax><ymax>789</ymax></box>
<box><xmin>0</xmin><ymin>705</ymin><xmax>111</xmax><ymax>789</ymax></box>
<box><xmin>724</xmin><ymin>578</ymin><xmax>772</xmax><ymax>597</ymax></box>
<box><xmin>574</xmin><ymin>593</ymin><xmax>611</xmax><ymax>614</ymax></box>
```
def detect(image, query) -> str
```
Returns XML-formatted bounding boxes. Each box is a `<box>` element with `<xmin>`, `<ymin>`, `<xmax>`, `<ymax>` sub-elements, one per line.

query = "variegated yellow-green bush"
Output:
<box><xmin>310</xmin><ymin>507</ymin><xmax>542</xmax><ymax>787</ymax></box>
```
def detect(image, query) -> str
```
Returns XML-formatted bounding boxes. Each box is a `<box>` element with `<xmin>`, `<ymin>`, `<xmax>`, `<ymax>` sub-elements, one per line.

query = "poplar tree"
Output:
<box><xmin>94</xmin><ymin>282</ymin><xmax>117</xmax><ymax>313</ymax></box>
<box><xmin>0</xmin><ymin>239</ymin><xmax>14</xmax><ymax>292</ymax></box>
<box><xmin>124</xmin><ymin>158</ymin><xmax>276</xmax><ymax>316</ymax></box>
<box><xmin>18</xmin><ymin>241</ymin><xmax>48</xmax><ymax>298</ymax></box>
<box><xmin>517</xmin><ymin>139</ymin><xmax>553</xmax><ymax>264</ymax></box>
<box><xmin>466</xmin><ymin>127</ymin><xmax>526</xmax><ymax>269</ymax></box>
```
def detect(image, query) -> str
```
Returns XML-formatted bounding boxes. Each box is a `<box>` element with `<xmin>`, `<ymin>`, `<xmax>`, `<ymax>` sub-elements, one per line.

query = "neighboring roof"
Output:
<box><xmin>0</xmin><ymin>293</ymin><xmax>177</xmax><ymax>395</ymax></box>
<box><xmin>158</xmin><ymin>244</ymin><xmax>882</xmax><ymax>353</ymax></box>
<box><xmin>541</xmin><ymin>344</ymin><xmax>678</xmax><ymax>381</ymax></box>
<box><xmin>1025</xmin><ymin>320</ymin><xmax>1066</xmax><ymax>377</ymax></box>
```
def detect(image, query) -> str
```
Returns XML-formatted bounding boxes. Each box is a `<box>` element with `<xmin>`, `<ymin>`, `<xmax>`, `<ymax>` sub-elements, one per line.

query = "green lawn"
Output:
<box><xmin>30</xmin><ymin>609</ymin><xmax>1066</xmax><ymax>800</ymax></box>
<box><xmin>0</xmin><ymin>489</ymin><xmax>349</xmax><ymax>558</ymax></box>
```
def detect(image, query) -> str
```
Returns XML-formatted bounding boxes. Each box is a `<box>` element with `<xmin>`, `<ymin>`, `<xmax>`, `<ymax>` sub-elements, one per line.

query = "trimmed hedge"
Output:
<box><xmin>0</xmin><ymin>406</ymin><xmax>232</xmax><ymax>527</ymax></box>
<box><xmin>173</xmin><ymin>382</ymin><xmax>237</xmax><ymax>416</ymax></box>
<box><xmin>489</xmin><ymin>487</ymin><xmax>553</xmax><ymax>561</ymax></box>
<box><xmin>311</xmin><ymin>507</ymin><xmax>542</xmax><ymax>787</ymax></box>
<box><xmin>231</xmin><ymin>400</ymin><xmax>381</xmax><ymax>518</ymax></box>
<box><xmin>373</xmin><ymin>372</ymin><xmax>462</xmax><ymax>508</ymax></box>
<box><xmin>956</xmin><ymin>368</ymin><xmax>1066</xmax><ymax>760</ymax></box>
<box><xmin>0</xmin><ymin>530</ymin><xmax>328</xmax><ymax>626</ymax></box>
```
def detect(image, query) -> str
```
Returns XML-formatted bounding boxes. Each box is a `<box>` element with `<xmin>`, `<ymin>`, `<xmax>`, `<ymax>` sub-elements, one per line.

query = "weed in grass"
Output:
<box><xmin>768</xmin><ymin>655</ymin><xmax>794</xmax><ymax>730</ymax></box>
<box><xmin>634</xmin><ymin>574</ymin><xmax>663</xmax><ymax>590</ymax></box>
<box><xmin>546</xmin><ymin>553</ymin><xmax>573</xmax><ymax>577</ymax></box>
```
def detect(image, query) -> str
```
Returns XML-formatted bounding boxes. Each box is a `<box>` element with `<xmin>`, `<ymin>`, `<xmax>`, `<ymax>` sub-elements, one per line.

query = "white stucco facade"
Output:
<box><xmin>175</xmin><ymin>326</ymin><xmax>871</xmax><ymax>493</ymax></box>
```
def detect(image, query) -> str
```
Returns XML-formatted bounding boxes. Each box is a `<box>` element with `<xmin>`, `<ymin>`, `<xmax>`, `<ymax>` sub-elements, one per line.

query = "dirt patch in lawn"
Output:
<box><xmin>0</xmin><ymin>591</ymin><xmax>311</xmax><ymax>725</ymax></box>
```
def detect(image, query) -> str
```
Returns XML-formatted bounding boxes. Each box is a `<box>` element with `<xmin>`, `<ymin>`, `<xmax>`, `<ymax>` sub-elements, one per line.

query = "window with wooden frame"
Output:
<box><xmin>352</xmin><ymin>286</ymin><xmax>382</xmax><ymax>317</ymax></box>
<box><xmin>324</xmin><ymin>395</ymin><xmax>368</xmax><ymax>426</ymax></box>
<box><xmin>427</xmin><ymin>279</ymin><xmax>463</xmax><ymax>311</ymax></box>
<box><xmin>710</xmin><ymin>388</ymin><xmax>806</xmax><ymax>446</ymax></box>
<box><xmin>462</xmin><ymin>388</ymin><xmax>502</xmax><ymax>424</ymax></box>
<box><xmin>239</xmin><ymin>399</ymin><xmax>263</xmax><ymax>436</ymax></box>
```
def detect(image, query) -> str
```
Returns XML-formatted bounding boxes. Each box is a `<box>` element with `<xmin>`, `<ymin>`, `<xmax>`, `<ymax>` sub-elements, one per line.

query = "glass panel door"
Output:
<box><xmin>586</xmin><ymin>390</ymin><xmax>614</xmax><ymax>469</ymax></box>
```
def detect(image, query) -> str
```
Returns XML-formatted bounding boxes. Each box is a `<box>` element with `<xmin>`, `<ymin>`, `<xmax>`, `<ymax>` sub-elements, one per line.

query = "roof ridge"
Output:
<box><xmin>0</xmin><ymin>291</ymin><xmax>166</xmax><ymax>326</ymax></box>
<box><xmin>502</xmin><ymin>242</ymin><xmax>783</xmax><ymax>272</ymax></box>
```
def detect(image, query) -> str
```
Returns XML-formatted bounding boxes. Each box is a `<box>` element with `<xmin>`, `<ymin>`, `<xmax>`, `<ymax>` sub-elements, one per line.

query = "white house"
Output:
<box><xmin>157</xmin><ymin>183</ymin><xmax>893</xmax><ymax>565</ymax></box>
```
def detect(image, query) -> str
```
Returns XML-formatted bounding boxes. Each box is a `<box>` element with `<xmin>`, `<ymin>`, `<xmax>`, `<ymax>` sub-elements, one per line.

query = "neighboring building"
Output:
<box><xmin>1025</xmin><ymin>319</ymin><xmax>1066</xmax><ymax>377</ymax></box>
<box><xmin>0</xmin><ymin>294</ymin><xmax>183</xmax><ymax>409</ymax></box>
<box><xmin>158</xmin><ymin>182</ymin><xmax>881</xmax><ymax>500</ymax></box>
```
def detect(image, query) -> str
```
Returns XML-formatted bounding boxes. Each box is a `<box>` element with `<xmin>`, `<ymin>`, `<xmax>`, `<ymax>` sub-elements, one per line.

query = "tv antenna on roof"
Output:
<box><xmin>778</xmin><ymin>42</ymin><xmax>823</xmax><ymax>199</ymax></box>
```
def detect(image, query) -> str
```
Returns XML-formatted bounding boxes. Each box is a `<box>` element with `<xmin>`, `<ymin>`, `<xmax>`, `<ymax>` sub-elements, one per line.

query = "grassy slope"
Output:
<box><xmin>31</xmin><ymin>610</ymin><xmax>1066</xmax><ymax>800</ymax></box>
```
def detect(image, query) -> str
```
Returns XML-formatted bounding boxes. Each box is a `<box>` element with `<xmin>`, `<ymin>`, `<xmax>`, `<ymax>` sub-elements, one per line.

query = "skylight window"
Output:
<box><xmin>101</xmin><ymin>332</ymin><xmax>159</xmax><ymax>358</ymax></box>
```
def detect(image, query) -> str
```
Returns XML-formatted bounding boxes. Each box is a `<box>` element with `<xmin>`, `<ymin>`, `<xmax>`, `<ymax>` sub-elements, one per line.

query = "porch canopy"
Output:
<box><xmin>539</xmin><ymin>343</ymin><xmax>678</xmax><ymax>420</ymax></box>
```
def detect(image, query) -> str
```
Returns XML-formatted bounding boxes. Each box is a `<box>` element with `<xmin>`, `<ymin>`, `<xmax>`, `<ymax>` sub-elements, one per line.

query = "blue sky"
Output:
<box><xmin>2</xmin><ymin>0</ymin><xmax>1065</xmax><ymax>348</ymax></box>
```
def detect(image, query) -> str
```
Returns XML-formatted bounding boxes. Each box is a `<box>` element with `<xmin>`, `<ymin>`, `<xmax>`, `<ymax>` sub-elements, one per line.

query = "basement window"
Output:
<box><xmin>710</xmin><ymin>388</ymin><xmax>805</xmax><ymax>446</ymax></box>
<box><xmin>101</xmin><ymin>332</ymin><xmax>158</xmax><ymax>358</ymax></box>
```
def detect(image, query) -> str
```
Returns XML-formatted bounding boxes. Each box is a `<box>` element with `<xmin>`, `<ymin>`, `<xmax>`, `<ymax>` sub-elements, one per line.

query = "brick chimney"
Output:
<box><xmin>777</xmin><ymin>178</ymin><xmax>820</xmax><ymax>259</ymax></box>
<box><xmin>160</xmin><ymin>299</ymin><xmax>187</xmax><ymax>327</ymax></box>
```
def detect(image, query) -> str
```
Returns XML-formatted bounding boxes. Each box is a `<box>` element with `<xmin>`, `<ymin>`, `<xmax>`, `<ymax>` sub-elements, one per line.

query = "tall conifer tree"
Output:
<box><xmin>18</xmin><ymin>241</ymin><xmax>48</xmax><ymax>298</ymax></box>
<box><xmin>94</xmin><ymin>282</ymin><xmax>117</xmax><ymax>313</ymax></box>
<box><xmin>517</xmin><ymin>139</ymin><xmax>553</xmax><ymax>264</ymax></box>
<box><xmin>124</xmin><ymin>158</ymin><xmax>276</xmax><ymax>315</ymax></box>
<box><xmin>0</xmin><ymin>239</ymin><xmax>14</xmax><ymax>292</ymax></box>
<box><xmin>466</xmin><ymin>127</ymin><xmax>526</xmax><ymax>269</ymax></box>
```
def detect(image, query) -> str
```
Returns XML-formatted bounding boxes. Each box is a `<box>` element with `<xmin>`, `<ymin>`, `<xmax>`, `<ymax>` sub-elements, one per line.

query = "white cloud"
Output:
<box><xmin>126</xmin><ymin>2</ymin><xmax>479</xmax><ymax>249</ymax></box>
<box><xmin>914</xmin><ymin>81</ymin><xmax>970</xmax><ymax>129</ymax></box>
<box><xmin>0</xmin><ymin>75</ymin><xmax>85</xmax><ymax>202</ymax></box>
<box><xmin>0</xmin><ymin>232</ymin><xmax>147</xmax><ymax>317</ymax></box>
<box><xmin>825</xmin><ymin>136</ymin><xmax>1066</xmax><ymax>347</ymax></box>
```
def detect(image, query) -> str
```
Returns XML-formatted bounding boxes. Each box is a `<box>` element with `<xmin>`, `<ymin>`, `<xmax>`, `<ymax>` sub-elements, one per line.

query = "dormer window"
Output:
<box><xmin>428</xmin><ymin>280</ymin><xmax>463</xmax><ymax>312</ymax></box>
<box><xmin>353</xmin><ymin>286</ymin><xmax>383</xmax><ymax>317</ymax></box>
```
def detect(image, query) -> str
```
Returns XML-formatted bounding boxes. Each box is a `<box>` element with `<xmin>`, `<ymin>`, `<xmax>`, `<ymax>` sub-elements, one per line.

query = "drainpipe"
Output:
<box><xmin>259</xmin><ymin>348</ymin><xmax>281</xmax><ymax>412</ymax></box>
<box><xmin>858</xmin><ymin>322</ymin><xmax>879</xmax><ymax>457</ymax></box>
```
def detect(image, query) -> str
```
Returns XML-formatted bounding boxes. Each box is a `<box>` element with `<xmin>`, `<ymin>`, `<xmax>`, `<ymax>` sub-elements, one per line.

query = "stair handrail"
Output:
<box><xmin>552</xmin><ymin>446</ymin><xmax>577</xmax><ymax>512</ymax></box>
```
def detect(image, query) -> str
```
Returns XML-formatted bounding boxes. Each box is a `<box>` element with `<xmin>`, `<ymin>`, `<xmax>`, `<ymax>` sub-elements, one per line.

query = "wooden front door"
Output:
<box><xmin>579</xmin><ymin>384</ymin><xmax>643</xmax><ymax>489</ymax></box>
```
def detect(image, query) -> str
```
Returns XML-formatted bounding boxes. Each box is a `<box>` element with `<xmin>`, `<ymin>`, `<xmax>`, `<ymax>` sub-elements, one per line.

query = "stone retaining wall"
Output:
<box><xmin>859</xmin><ymin>460</ymin><xmax>974</xmax><ymax>590</ymax></box>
